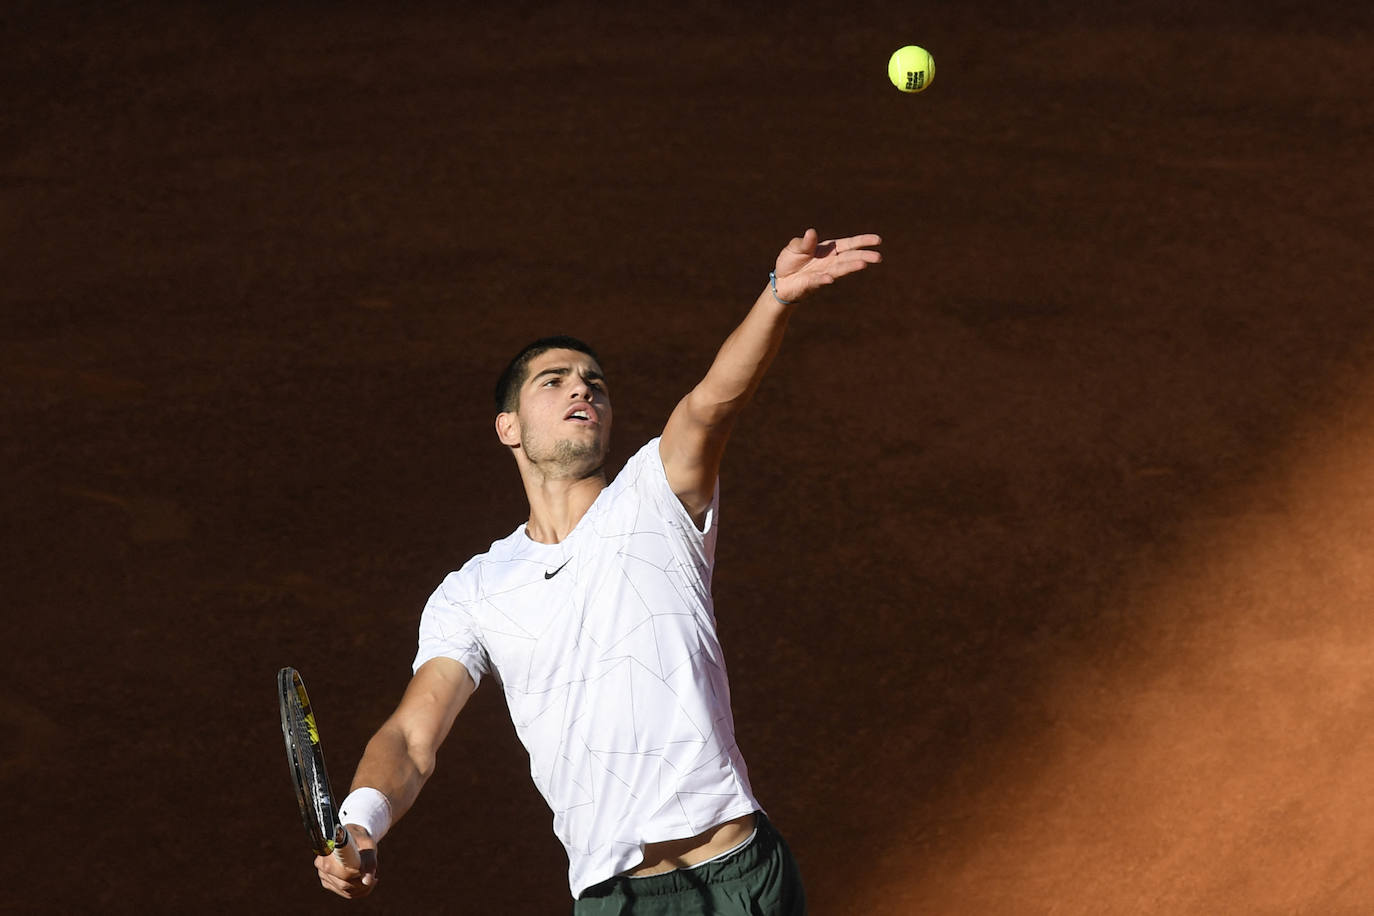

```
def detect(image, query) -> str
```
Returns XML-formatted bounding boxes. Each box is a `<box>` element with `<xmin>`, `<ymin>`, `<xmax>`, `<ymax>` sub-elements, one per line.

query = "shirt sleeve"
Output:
<box><xmin>638</xmin><ymin>436</ymin><xmax>720</xmax><ymax>573</ymax></box>
<box><xmin>412</xmin><ymin>570</ymin><xmax>490</xmax><ymax>687</ymax></box>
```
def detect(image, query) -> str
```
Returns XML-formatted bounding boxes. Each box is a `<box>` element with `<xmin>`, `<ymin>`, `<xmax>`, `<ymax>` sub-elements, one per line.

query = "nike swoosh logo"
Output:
<box><xmin>544</xmin><ymin>559</ymin><xmax>572</xmax><ymax>579</ymax></box>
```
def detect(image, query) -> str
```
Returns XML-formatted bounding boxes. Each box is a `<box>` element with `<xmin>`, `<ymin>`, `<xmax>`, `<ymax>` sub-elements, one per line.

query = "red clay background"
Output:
<box><xmin>5</xmin><ymin>2</ymin><xmax>1374</xmax><ymax>912</ymax></box>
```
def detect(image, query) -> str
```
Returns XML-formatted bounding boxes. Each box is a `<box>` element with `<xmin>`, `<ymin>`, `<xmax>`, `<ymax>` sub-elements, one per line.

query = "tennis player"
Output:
<box><xmin>315</xmin><ymin>229</ymin><xmax>881</xmax><ymax>913</ymax></box>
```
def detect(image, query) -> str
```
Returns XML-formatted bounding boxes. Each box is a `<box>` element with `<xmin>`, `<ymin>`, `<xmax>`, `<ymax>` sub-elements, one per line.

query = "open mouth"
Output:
<box><xmin>565</xmin><ymin>407</ymin><xmax>595</xmax><ymax>424</ymax></box>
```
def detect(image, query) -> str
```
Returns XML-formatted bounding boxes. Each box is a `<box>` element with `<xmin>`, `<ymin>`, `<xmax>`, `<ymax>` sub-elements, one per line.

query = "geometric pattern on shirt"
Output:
<box><xmin>412</xmin><ymin>438</ymin><xmax>759</xmax><ymax>898</ymax></box>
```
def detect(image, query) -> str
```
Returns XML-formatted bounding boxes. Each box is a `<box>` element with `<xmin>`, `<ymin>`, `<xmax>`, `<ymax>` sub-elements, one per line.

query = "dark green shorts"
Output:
<box><xmin>573</xmin><ymin>813</ymin><xmax>806</xmax><ymax>916</ymax></box>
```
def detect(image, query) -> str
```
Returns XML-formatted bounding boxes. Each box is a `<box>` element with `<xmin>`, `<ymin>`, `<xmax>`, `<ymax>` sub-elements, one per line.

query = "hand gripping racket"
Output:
<box><xmin>277</xmin><ymin>666</ymin><xmax>362</xmax><ymax>868</ymax></box>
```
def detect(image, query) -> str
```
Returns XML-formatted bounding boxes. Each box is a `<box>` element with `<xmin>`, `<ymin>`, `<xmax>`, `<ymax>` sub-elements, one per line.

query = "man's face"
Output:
<box><xmin>499</xmin><ymin>348</ymin><xmax>612</xmax><ymax>477</ymax></box>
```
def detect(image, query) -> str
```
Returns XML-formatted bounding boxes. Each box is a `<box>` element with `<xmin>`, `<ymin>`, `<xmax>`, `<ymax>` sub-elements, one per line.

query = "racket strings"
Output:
<box><xmin>279</xmin><ymin>667</ymin><xmax>342</xmax><ymax>856</ymax></box>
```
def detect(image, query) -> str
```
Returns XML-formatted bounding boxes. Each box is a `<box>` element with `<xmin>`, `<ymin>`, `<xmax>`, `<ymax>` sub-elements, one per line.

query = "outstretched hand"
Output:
<box><xmin>772</xmin><ymin>229</ymin><xmax>882</xmax><ymax>303</ymax></box>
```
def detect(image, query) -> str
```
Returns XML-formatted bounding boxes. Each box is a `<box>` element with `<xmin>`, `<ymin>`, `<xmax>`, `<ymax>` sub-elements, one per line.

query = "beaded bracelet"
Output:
<box><xmin>768</xmin><ymin>271</ymin><xmax>798</xmax><ymax>305</ymax></box>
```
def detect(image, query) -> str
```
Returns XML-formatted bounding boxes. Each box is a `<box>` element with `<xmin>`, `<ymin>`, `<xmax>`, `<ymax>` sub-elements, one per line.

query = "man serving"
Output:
<box><xmin>316</xmin><ymin>229</ymin><xmax>881</xmax><ymax>914</ymax></box>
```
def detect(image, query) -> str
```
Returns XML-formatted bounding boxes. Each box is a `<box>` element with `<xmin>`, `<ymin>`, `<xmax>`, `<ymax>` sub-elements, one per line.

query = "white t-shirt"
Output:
<box><xmin>413</xmin><ymin>438</ymin><xmax>761</xmax><ymax>898</ymax></box>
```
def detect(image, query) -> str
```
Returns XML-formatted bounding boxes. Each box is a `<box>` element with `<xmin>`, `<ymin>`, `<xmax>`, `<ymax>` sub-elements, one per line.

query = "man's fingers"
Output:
<box><xmin>837</xmin><ymin>233</ymin><xmax>882</xmax><ymax>251</ymax></box>
<box><xmin>786</xmin><ymin>228</ymin><xmax>819</xmax><ymax>253</ymax></box>
<box><xmin>797</xmin><ymin>251</ymin><xmax>881</xmax><ymax>291</ymax></box>
<box><xmin>819</xmin><ymin>234</ymin><xmax>883</xmax><ymax>259</ymax></box>
<box><xmin>808</xmin><ymin>233</ymin><xmax>881</xmax><ymax>262</ymax></box>
<box><xmin>827</xmin><ymin>253</ymin><xmax>882</xmax><ymax>279</ymax></box>
<box><xmin>316</xmin><ymin>856</ymin><xmax>352</xmax><ymax>898</ymax></box>
<box><xmin>320</xmin><ymin>873</ymin><xmax>353</xmax><ymax>898</ymax></box>
<box><xmin>774</xmin><ymin>229</ymin><xmax>881</xmax><ymax>298</ymax></box>
<box><xmin>789</xmin><ymin>231</ymin><xmax>881</xmax><ymax>252</ymax></box>
<box><xmin>840</xmin><ymin>248</ymin><xmax>884</xmax><ymax>269</ymax></box>
<box><xmin>807</xmin><ymin>249</ymin><xmax>882</xmax><ymax>281</ymax></box>
<box><xmin>318</xmin><ymin>869</ymin><xmax>373</xmax><ymax>899</ymax></box>
<box><xmin>316</xmin><ymin>847</ymin><xmax>378</xmax><ymax>899</ymax></box>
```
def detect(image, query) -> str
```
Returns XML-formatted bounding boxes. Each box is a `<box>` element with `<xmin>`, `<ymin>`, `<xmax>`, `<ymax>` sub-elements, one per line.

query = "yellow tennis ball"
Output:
<box><xmin>888</xmin><ymin>45</ymin><xmax>935</xmax><ymax>93</ymax></box>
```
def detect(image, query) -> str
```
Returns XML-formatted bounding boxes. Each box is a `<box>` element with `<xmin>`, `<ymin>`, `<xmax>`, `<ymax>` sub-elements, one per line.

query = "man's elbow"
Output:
<box><xmin>685</xmin><ymin>384</ymin><xmax>744</xmax><ymax>429</ymax></box>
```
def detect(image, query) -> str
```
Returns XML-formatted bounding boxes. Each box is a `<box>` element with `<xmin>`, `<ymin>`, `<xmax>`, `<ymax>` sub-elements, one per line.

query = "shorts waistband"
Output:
<box><xmin>580</xmin><ymin>812</ymin><xmax>777</xmax><ymax>900</ymax></box>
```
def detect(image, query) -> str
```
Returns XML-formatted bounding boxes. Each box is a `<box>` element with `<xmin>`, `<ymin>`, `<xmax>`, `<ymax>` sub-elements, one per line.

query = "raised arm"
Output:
<box><xmin>660</xmin><ymin>229</ymin><xmax>881</xmax><ymax>523</ymax></box>
<box><xmin>315</xmin><ymin>657</ymin><xmax>476</xmax><ymax>899</ymax></box>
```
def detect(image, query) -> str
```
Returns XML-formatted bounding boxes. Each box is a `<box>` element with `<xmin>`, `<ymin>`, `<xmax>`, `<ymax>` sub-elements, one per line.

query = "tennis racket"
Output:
<box><xmin>277</xmin><ymin>666</ymin><xmax>361</xmax><ymax>868</ymax></box>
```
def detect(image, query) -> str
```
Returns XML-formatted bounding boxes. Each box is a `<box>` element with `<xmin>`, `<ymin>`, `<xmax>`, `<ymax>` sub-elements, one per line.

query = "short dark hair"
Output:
<box><xmin>494</xmin><ymin>335</ymin><xmax>601</xmax><ymax>413</ymax></box>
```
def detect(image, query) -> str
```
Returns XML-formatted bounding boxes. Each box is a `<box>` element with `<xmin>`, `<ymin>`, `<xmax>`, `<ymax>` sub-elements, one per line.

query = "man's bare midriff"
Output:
<box><xmin>626</xmin><ymin>813</ymin><xmax>758</xmax><ymax>876</ymax></box>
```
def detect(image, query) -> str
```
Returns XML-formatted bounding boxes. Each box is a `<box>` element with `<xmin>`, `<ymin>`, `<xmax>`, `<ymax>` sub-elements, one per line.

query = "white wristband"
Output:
<box><xmin>338</xmin><ymin>787</ymin><xmax>393</xmax><ymax>843</ymax></box>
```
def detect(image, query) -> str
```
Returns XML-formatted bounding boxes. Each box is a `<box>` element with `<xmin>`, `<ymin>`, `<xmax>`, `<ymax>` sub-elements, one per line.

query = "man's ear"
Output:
<box><xmin>495</xmin><ymin>411</ymin><xmax>521</xmax><ymax>448</ymax></box>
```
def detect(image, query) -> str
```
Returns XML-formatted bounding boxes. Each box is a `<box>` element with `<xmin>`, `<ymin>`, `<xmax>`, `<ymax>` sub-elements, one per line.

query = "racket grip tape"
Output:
<box><xmin>332</xmin><ymin>824</ymin><xmax>363</xmax><ymax>869</ymax></box>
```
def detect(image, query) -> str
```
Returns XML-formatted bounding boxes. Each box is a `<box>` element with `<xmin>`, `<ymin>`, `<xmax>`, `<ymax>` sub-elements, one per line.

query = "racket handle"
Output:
<box><xmin>333</xmin><ymin>823</ymin><xmax>363</xmax><ymax>869</ymax></box>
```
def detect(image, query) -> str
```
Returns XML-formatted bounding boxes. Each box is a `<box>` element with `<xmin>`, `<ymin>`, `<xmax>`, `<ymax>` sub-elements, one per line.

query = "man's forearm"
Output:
<box><xmin>349</xmin><ymin>721</ymin><xmax>435</xmax><ymax>827</ymax></box>
<box><xmin>660</xmin><ymin>230</ymin><xmax>878</xmax><ymax>515</ymax></box>
<box><xmin>341</xmin><ymin>657</ymin><xmax>474</xmax><ymax>840</ymax></box>
<box><xmin>691</xmin><ymin>289</ymin><xmax>793</xmax><ymax>423</ymax></box>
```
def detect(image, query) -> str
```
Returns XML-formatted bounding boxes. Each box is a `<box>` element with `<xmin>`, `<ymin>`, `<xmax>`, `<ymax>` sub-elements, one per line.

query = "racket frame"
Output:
<box><xmin>278</xmin><ymin>666</ymin><xmax>361</xmax><ymax>866</ymax></box>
